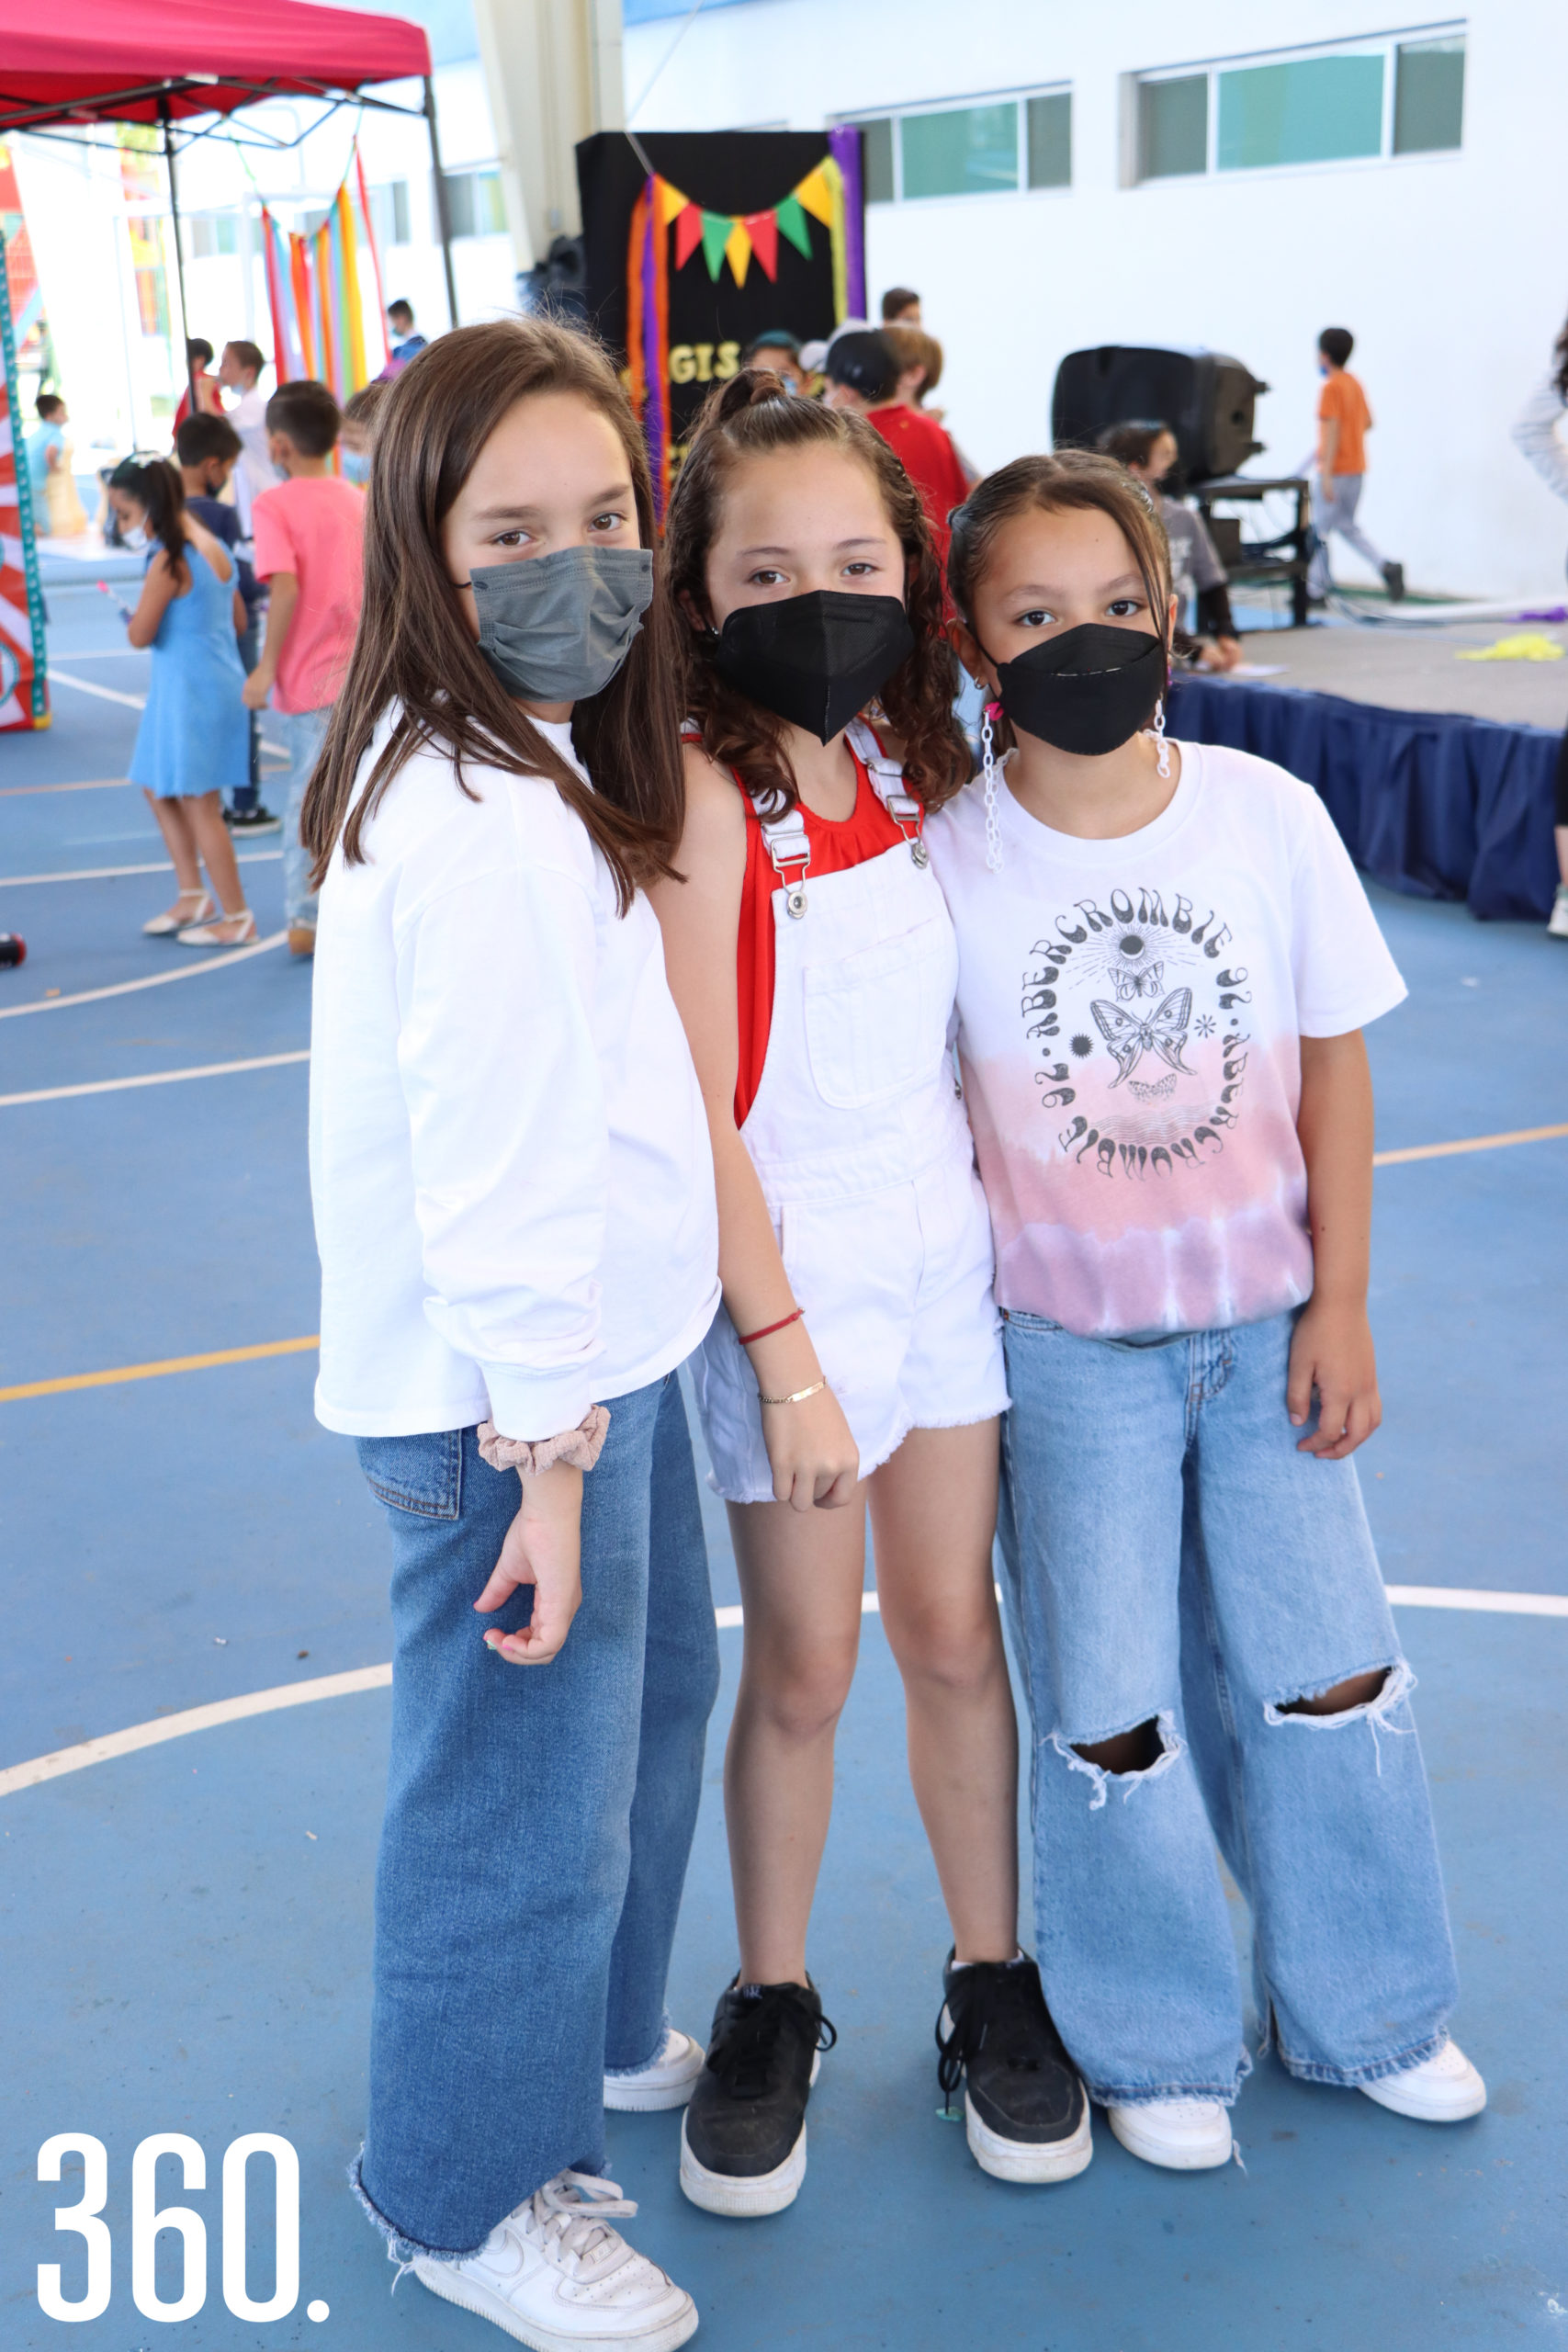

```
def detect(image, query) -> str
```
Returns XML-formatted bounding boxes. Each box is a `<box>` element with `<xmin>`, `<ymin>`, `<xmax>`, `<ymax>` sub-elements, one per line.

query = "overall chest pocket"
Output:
<box><xmin>802</xmin><ymin>910</ymin><xmax>954</xmax><ymax>1111</ymax></box>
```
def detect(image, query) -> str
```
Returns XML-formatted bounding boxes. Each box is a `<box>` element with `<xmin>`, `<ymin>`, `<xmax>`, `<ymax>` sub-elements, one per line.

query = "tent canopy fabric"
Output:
<box><xmin>0</xmin><ymin>0</ymin><xmax>432</xmax><ymax>131</ymax></box>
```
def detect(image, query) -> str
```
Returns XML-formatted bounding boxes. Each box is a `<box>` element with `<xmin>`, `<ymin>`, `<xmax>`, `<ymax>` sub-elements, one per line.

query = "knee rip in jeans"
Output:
<box><xmin>1050</xmin><ymin>1709</ymin><xmax>1182</xmax><ymax>1812</ymax></box>
<box><xmin>1263</xmin><ymin>1659</ymin><xmax>1416</xmax><ymax>1776</ymax></box>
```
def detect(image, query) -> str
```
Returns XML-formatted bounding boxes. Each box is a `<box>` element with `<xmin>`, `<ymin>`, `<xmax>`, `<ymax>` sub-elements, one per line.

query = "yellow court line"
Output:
<box><xmin>0</xmin><ymin>1124</ymin><xmax>1562</xmax><ymax>1405</ymax></box>
<box><xmin>0</xmin><ymin>1336</ymin><xmax>319</xmax><ymax>1405</ymax></box>
<box><xmin>1373</xmin><ymin>1122</ymin><xmax>1568</xmax><ymax>1166</ymax></box>
<box><xmin>2</xmin><ymin>1585</ymin><xmax>1562</xmax><ymax>1801</ymax></box>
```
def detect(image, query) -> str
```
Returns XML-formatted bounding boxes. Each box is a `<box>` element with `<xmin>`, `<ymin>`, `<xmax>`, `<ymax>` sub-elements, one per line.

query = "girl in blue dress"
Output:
<box><xmin>107</xmin><ymin>457</ymin><xmax>255</xmax><ymax>946</ymax></box>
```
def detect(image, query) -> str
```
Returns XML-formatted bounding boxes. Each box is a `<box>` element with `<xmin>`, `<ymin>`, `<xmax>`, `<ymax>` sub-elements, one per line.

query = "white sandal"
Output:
<box><xmin>143</xmin><ymin>888</ymin><xmax>213</xmax><ymax>937</ymax></box>
<box><xmin>176</xmin><ymin>909</ymin><xmax>257</xmax><ymax>950</ymax></box>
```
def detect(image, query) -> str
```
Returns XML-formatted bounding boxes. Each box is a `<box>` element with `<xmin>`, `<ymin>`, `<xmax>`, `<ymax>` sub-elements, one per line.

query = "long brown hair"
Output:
<box><xmin>947</xmin><ymin>450</ymin><xmax>1174</xmax><ymax>755</ymax></box>
<box><xmin>664</xmin><ymin>368</ymin><xmax>968</xmax><ymax>815</ymax></box>
<box><xmin>301</xmin><ymin>317</ymin><xmax>684</xmax><ymax>907</ymax></box>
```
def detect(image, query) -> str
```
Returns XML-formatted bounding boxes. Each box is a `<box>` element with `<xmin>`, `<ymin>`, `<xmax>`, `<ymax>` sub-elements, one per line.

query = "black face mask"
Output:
<box><xmin>706</xmin><ymin>591</ymin><xmax>915</xmax><ymax>744</ymax></box>
<box><xmin>990</xmin><ymin>623</ymin><xmax>1165</xmax><ymax>758</ymax></box>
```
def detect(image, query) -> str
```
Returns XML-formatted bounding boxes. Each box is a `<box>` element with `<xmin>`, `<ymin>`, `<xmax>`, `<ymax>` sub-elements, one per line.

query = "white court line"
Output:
<box><xmin>1</xmin><ymin>1585</ymin><xmax>1559</xmax><ymax>1801</ymax></box>
<box><xmin>0</xmin><ymin>1050</ymin><xmax>310</xmax><ymax>1107</ymax></box>
<box><xmin>0</xmin><ymin>852</ymin><xmax>281</xmax><ymax>887</ymax></box>
<box><xmin>0</xmin><ymin>929</ymin><xmax>286</xmax><ymax>1016</ymax></box>
<box><xmin>0</xmin><ymin>777</ymin><xmax>140</xmax><ymax>797</ymax></box>
<box><xmin>49</xmin><ymin>669</ymin><xmax>145</xmax><ymax>710</ymax></box>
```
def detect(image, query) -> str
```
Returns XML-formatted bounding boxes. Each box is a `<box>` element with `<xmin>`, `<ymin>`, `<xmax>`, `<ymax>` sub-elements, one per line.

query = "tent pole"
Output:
<box><xmin>160</xmin><ymin>97</ymin><xmax>199</xmax><ymax>421</ymax></box>
<box><xmin>423</xmin><ymin>77</ymin><xmax>460</xmax><ymax>331</ymax></box>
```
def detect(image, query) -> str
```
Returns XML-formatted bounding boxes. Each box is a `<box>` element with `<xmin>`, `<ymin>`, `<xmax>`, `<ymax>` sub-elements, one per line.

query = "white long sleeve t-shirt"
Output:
<box><xmin>309</xmin><ymin>715</ymin><xmax>719</xmax><ymax>1440</ymax></box>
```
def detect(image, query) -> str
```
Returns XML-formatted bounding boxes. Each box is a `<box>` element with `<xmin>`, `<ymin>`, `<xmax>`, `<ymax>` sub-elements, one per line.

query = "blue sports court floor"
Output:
<box><xmin>2</xmin><ymin>575</ymin><xmax>1565</xmax><ymax>2348</ymax></box>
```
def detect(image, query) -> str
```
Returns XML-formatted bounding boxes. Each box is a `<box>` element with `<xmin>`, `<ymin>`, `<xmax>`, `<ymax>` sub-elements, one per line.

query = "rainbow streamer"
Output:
<box><xmin>259</xmin><ymin>145</ymin><xmax>385</xmax><ymax>402</ymax></box>
<box><xmin>625</xmin><ymin>175</ymin><xmax>672</xmax><ymax>522</ymax></box>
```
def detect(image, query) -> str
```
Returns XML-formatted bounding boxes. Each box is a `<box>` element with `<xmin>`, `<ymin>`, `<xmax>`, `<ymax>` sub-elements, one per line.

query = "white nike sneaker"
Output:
<box><xmin>1359</xmin><ymin>2039</ymin><xmax>1486</xmax><ymax>2123</ymax></box>
<box><xmin>412</xmin><ymin>2170</ymin><xmax>697</xmax><ymax>2351</ymax></box>
<box><xmin>604</xmin><ymin>2027</ymin><xmax>705</xmax><ymax>2112</ymax></box>
<box><xmin>1108</xmin><ymin>2098</ymin><xmax>1233</xmax><ymax>2171</ymax></box>
<box><xmin>1548</xmin><ymin>883</ymin><xmax>1568</xmax><ymax>940</ymax></box>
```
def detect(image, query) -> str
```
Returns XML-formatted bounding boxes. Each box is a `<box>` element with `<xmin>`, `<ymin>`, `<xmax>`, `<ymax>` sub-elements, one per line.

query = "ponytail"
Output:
<box><xmin>109</xmin><ymin>455</ymin><xmax>189</xmax><ymax>574</ymax></box>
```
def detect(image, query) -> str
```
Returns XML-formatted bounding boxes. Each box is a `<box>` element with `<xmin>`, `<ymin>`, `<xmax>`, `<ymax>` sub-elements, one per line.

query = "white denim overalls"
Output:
<box><xmin>694</xmin><ymin>719</ymin><xmax>1008</xmax><ymax>1503</ymax></box>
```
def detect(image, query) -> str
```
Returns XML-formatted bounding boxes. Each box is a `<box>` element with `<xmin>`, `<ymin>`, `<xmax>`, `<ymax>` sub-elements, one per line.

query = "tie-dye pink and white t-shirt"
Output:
<box><xmin>926</xmin><ymin>741</ymin><xmax>1405</xmax><ymax>1340</ymax></box>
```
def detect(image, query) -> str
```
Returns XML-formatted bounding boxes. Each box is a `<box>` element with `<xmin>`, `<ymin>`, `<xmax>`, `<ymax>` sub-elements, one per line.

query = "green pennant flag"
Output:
<box><xmin>700</xmin><ymin>210</ymin><xmax>732</xmax><ymax>281</ymax></box>
<box><xmin>774</xmin><ymin>193</ymin><xmax>813</xmax><ymax>261</ymax></box>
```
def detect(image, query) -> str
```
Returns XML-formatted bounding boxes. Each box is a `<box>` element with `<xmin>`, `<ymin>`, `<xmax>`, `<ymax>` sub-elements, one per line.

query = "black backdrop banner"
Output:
<box><xmin>576</xmin><ymin>130</ymin><xmax>864</xmax><ymax>492</ymax></box>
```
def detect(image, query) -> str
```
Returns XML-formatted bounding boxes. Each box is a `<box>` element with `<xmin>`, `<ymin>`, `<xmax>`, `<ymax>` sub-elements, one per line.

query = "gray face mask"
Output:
<box><xmin>468</xmin><ymin>543</ymin><xmax>654</xmax><ymax>704</ymax></box>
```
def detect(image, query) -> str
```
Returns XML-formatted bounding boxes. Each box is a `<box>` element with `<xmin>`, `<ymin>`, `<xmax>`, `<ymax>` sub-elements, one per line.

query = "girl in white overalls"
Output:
<box><xmin>652</xmin><ymin>369</ymin><xmax>1093</xmax><ymax>2218</ymax></box>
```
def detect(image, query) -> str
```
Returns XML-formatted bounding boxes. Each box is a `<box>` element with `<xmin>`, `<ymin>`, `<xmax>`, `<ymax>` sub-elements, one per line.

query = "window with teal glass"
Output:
<box><xmin>900</xmin><ymin>103</ymin><xmax>1019</xmax><ymax>199</ymax></box>
<box><xmin>1026</xmin><ymin>92</ymin><xmax>1072</xmax><ymax>188</ymax></box>
<box><xmin>1216</xmin><ymin>52</ymin><xmax>1384</xmax><ymax>170</ymax></box>
<box><xmin>852</xmin><ymin>118</ymin><xmax>895</xmax><ymax>205</ymax></box>
<box><xmin>1393</xmin><ymin>37</ymin><xmax>1464</xmax><ymax>153</ymax></box>
<box><xmin>1138</xmin><ymin>76</ymin><xmax>1208</xmax><ymax>179</ymax></box>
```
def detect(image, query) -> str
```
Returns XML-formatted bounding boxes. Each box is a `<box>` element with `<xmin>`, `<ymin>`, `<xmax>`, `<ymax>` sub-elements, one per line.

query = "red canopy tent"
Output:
<box><xmin>0</xmin><ymin>0</ymin><xmax>459</xmax><ymax>386</ymax></box>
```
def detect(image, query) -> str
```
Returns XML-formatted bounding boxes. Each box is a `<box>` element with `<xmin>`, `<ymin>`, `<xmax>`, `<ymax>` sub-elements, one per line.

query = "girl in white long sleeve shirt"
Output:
<box><xmin>300</xmin><ymin>317</ymin><xmax>716</xmax><ymax>2352</ymax></box>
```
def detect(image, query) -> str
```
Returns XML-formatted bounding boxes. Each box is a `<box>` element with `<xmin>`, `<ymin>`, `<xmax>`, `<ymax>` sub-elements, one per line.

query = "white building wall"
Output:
<box><xmin>624</xmin><ymin>0</ymin><xmax>1568</xmax><ymax>598</ymax></box>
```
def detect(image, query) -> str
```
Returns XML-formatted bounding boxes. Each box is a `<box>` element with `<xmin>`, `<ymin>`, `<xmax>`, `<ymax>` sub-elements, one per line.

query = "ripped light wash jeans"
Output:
<box><xmin>998</xmin><ymin>1307</ymin><xmax>1459</xmax><ymax>2109</ymax></box>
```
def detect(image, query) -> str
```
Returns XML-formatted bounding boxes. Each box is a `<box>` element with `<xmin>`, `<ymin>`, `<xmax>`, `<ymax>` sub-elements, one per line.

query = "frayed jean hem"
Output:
<box><xmin>604</xmin><ymin>2008</ymin><xmax>672</xmax><ymax>2080</ymax></box>
<box><xmin>348</xmin><ymin>2147</ymin><xmax>489</xmax><ymax>2267</ymax></box>
<box><xmin>1083</xmin><ymin>2057</ymin><xmax>1250</xmax><ymax>2110</ymax></box>
<box><xmin>1276</xmin><ymin>2025</ymin><xmax>1448</xmax><ymax>2090</ymax></box>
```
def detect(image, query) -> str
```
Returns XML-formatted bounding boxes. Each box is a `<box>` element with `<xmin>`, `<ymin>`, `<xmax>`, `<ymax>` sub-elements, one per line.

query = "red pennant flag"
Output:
<box><xmin>673</xmin><ymin>202</ymin><xmax>705</xmax><ymax>270</ymax></box>
<box><xmin>743</xmin><ymin>210</ymin><xmax>779</xmax><ymax>282</ymax></box>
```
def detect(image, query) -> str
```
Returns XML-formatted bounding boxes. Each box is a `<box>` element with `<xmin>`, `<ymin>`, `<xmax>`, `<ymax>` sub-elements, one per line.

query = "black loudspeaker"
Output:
<box><xmin>1051</xmin><ymin>346</ymin><xmax>1267</xmax><ymax>481</ymax></box>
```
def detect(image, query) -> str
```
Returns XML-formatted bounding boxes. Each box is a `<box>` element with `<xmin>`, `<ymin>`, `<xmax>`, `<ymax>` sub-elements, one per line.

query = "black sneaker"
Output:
<box><xmin>937</xmin><ymin>1952</ymin><xmax>1092</xmax><ymax>2183</ymax></box>
<box><xmin>1382</xmin><ymin>560</ymin><xmax>1406</xmax><ymax>604</ymax></box>
<box><xmin>224</xmin><ymin>805</ymin><xmax>282</xmax><ymax>833</ymax></box>
<box><xmin>679</xmin><ymin>1979</ymin><xmax>836</xmax><ymax>2217</ymax></box>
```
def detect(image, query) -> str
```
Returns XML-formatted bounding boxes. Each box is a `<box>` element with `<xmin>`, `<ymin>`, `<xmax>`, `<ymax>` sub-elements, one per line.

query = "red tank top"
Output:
<box><xmin>732</xmin><ymin>748</ymin><xmax>903</xmax><ymax>1127</ymax></box>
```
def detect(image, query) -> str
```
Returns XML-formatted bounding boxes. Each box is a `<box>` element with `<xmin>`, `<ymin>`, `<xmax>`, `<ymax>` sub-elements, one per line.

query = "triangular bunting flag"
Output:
<box><xmin>674</xmin><ymin>202</ymin><xmax>705</xmax><ymax>269</ymax></box>
<box><xmin>658</xmin><ymin>178</ymin><xmax>689</xmax><ymax>226</ymax></box>
<box><xmin>699</xmin><ymin>209</ymin><xmax>731</xmax><ymax>281</ymax></box>
<box><xmin>794</xmin><ymin>165</ymin><xmax>835</xmax><ymax>227</ymax></box>
<box><xmin>743</xmin><ymin>210</ymin><xmax>779</xmax><ymax>281</ymax></box>
<box><xmin>723</xmin><ymin>219</ymin><xmax>753</xmax><ymax>287</ymax></box>
<box><xmin>774</xmin><ymin>192</ymin><xmax>812</xmax><ymax>260</ymax></box>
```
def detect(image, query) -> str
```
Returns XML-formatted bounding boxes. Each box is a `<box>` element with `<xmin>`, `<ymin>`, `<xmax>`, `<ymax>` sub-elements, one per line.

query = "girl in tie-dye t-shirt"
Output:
<box><xmin>922</xmin><ymin>451</ymin><xmax>1483</xmax><ymax>2176</ymax></box>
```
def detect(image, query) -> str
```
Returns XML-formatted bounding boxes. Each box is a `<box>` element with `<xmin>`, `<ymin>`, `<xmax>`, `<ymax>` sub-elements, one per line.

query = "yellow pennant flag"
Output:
<box><xmin>794</xmin><ymin>164</ymin><xmax>836</xmax><ymax>226</ymax></box>
<box><xmin>724</xmin><ymin>217</ymin><xmax>753</xmax><ymax>286</ymax></box>
<box><xmin>658</xmin><ymin>178</ymin><xmax>689</xmax><ymax>226</ymax></box>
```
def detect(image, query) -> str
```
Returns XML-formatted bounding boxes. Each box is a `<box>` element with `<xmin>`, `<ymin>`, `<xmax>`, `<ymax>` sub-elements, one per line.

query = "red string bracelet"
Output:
<box><xmin>736</xmin><ymin>1307</ymin><xmax>804</xmax><ymax>1348</ymax></box>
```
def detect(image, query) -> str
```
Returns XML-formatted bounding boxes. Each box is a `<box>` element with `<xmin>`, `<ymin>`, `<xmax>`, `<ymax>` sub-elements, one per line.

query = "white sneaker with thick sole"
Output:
<box><xmin>604</xmin><ymin>2028</ymin><xmax>705</xmax><ymax>2112</ymax></box>
<box><xmin>411</xmin><ymin>2170</ymin><xmax>697</xmax><ymax>2352</ymax></box>
<box><xmin>1359</xmin><ymin>2039</ymin><xmax>1486</xmax><ymax>2123</ymax></box>
<box><xmin>1107</xmin><ymin>2098</ymin><xmax>1233</xmax><ymax>2171</ymax></box>
<box><xmin>1548</xmin><ymin>884</ymin><xmax>1568</xmax><ymax>940</ymax></box>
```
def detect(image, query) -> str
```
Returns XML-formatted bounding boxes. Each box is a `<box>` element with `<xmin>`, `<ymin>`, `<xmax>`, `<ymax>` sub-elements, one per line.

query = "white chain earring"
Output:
<box><xmin>1149</xmin><ymin>695</ymin><xmax>1171</xmax><ymax>780</ymax></box>
<box><xmin>980</xmin><ymin>695</ymin><xmax>1004</xmax><ymax>871</ymax></box>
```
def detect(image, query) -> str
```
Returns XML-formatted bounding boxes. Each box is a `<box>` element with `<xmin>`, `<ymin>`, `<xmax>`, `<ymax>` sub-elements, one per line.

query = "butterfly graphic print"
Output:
<box><xmin>1089</xmin><ymin>985</ymin><xmax>1196</xmax><ymax>1087</ymax></box>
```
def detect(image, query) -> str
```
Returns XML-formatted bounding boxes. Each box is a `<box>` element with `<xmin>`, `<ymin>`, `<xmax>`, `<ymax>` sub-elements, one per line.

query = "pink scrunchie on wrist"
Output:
<box><xmin>477</xmin><ymin>1405</ymin><xmax>610</xmax><ymax>1478</ymax></box>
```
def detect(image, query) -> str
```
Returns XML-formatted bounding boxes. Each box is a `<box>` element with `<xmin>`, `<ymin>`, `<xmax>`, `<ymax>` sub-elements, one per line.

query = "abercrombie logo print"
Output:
<box><xmin>1019</xmin><ymin>886</ymin><xmax>1252</xmax><ymax>1179</ymax></box>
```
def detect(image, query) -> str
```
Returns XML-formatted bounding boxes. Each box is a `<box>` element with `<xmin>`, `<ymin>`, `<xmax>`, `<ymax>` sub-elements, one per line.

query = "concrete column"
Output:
<box><xmin>470</xmin><ymin>0</ymin><xmax>626</xmax><ymax>271</ymax></box>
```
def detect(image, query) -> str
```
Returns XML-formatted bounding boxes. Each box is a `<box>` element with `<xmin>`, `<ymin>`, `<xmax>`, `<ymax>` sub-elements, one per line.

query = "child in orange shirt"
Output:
<box><xmin>1307</xmin><ymin>326</ymin><xmax>1404</xmax><ymax>604</ymax></box>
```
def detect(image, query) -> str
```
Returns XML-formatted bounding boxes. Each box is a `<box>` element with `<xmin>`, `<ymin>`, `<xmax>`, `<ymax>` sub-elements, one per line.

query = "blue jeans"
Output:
<box><xmin>352</xmin><ymin>1372</ymin><xmax>719</xmax><ymax>2256</ymax></box>
<box><xmin>276</xmin><ymin>704</ymin><xmax>330</xmax><ymax>928</ymax></box>
<box><xmin>998</xmin><ymin>1308</ymin><xmax>1459</xmax><ymax>2108</ymax></box>
<box><xmin>232</xmin><ymin>618</ymin><xmax>260</xmax><ymax>812</ymax></box>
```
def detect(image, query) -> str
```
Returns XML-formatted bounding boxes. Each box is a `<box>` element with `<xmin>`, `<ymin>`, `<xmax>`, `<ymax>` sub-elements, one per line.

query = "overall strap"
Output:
<box><xmin>845</xmin><ymin>717</ymin><xmax>930</xmax><ymax>868</ymax></box>
<box><xmin>683</xmin><ymin>716</ymin><xmax>813</xmax><ymax>919</ymax></box>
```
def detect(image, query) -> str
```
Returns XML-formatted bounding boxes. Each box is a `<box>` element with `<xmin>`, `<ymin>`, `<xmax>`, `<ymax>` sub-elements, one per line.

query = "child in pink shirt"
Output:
<box><xmin>246</xmin><ymin>379</ymin><xmax>366</xmax><ymax>956</ymax></box>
